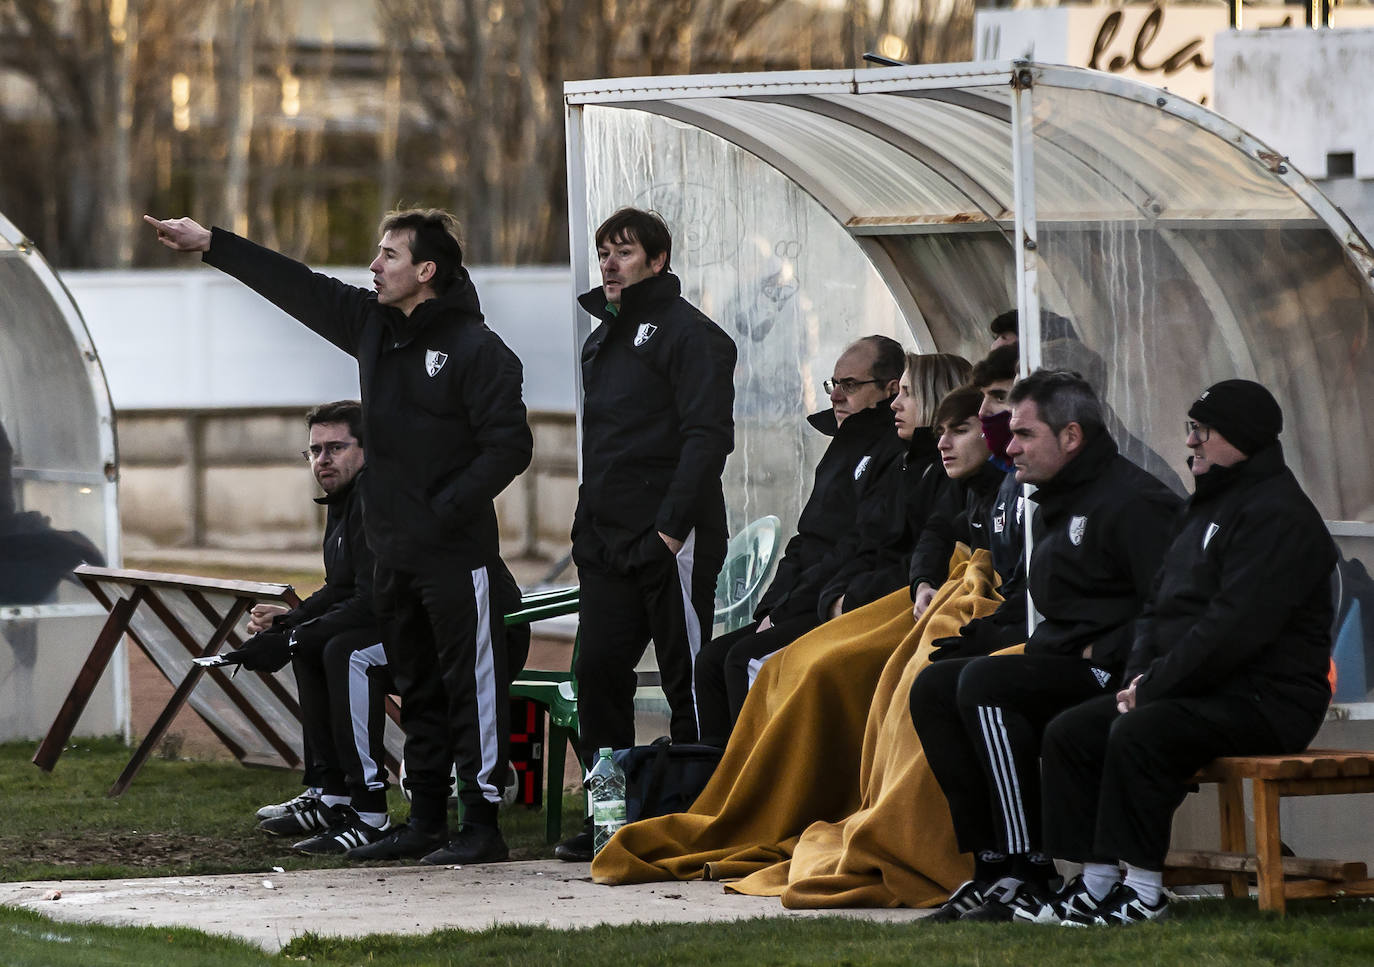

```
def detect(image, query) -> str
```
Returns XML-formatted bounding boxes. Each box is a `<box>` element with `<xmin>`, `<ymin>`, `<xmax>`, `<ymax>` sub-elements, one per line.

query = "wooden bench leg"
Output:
<box><xmin>1252</xmin><ymin>778</ymin><xmax>1286</xmax><ymax>914</ymax></box>
<box><xmin>1217</xmin><ymin>775</ymin><xmax>1249</xmax><ymax>899</ymax></box>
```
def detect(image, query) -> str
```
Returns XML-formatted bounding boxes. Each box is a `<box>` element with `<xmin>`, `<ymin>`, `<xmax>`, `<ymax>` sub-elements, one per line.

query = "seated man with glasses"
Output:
<box><xmin>227</xmin><ymin>400</ymin><xmax>397</xmax><ymax>855</ymax></box>
<box><xmin>693</xmin><ymin>336</ymin><xmax>907</xmax><ymax>747</ymax></box>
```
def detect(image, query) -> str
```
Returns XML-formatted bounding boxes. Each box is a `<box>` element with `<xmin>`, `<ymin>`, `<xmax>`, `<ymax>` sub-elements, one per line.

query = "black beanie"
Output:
<box><xmin>1187</xmin><ymin>379</ymin><xmax>1283</xmax><ymax>456</ymax></box>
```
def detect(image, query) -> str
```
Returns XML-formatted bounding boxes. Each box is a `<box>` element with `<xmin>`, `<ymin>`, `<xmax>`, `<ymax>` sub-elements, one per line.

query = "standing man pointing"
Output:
<box><xmin>145</xmin><ymin>210</ymin><xmax>532</xmax><ymax>865</ymax></box>
<box><xmin>558</xmin><ymin>208</ymin><xmax>737</xmax><ymax>860</ymax></box>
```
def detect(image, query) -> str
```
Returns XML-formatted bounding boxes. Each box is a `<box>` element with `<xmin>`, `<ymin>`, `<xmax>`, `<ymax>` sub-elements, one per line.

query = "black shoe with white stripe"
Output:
<box><xmin>1012</xmin><ymin>875</ymin><xmax>1100</xmax><ymax>925</ymax></box>
<box><xmin>257</xmin><ymin>798</ymin><xmax>342</xmax><ymax>837</ymax></box>
<box><xmin>925</xmin><ymin>879</ymin><xmax>988</xmax><ymax>922</ymax></box>
<box><xmin>292</xmin><ymin>808</ymin><xmax>392</xmax><ymax>856</ymax></box>
<box><xmin>1062</xmin><ymin>883</ymin><xmax>1169</xmax><ymax>926</ymax></box>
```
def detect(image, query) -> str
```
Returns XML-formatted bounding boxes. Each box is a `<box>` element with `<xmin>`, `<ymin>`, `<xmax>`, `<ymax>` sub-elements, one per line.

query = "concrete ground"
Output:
<box><xmin>0</xmin><ymin>861</ymin><xmax>929</xmax><ymax>953</ymax></box>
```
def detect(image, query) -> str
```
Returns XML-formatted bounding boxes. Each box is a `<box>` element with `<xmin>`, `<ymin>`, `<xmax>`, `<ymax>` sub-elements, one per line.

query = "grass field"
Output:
<box><xmin>6</xmin><ymin>741</ymin><xmax>1374</xmax><ymax>965</ymax></box>
<box><xmin>0</xmin><ymin>738</ymin><xmax>582</xmax><ymax>881</ymax></box>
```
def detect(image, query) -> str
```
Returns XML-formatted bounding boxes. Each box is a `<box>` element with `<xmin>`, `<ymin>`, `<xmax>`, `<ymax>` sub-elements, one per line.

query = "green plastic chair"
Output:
<box><xmin>506</xmin><ymin>586</ymin><xmax>581</xmax><ymax>843</ymax></box>
<box><xmin>712</xmin><ymin>515</ymin><xmax>783</xmax><ymax>635</ymax></box>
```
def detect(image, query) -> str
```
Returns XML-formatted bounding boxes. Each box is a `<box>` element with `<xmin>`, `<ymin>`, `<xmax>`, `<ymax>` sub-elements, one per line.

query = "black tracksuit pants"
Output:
<box><xmin>694</xmin><ymin>613</ymin><xmax>821</xmax><ymax>747</ymax></box>
<box><xmin>1041</xmin><ymin>691</ymin><xmax>1323</xmax><ymax>871</ymax></box>
<box><xmin>292</xmin><ymin>627</ymin><xmax>393</xmax><ymax>814</ymax></box>
<box><xmin>909</xmin><ymin>653</ymin><xmax>1116</xmax><ymax>857</ymax></box>
<box><xmin>375</xmin><ymin>559</ymin><xmax>510</xmax><ymax>830</ymax></box>
<box><xmin>576</xmin><ymin>527</ymin><xmax>726</xmax><ymax>766</ymax></box>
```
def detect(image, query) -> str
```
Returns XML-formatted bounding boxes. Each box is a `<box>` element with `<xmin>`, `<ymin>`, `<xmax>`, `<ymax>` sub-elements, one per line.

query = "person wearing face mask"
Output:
<box><xmin>693</xmin><ymin>336</ymin><xmax>906</xmax><ymax>747</ymax></box>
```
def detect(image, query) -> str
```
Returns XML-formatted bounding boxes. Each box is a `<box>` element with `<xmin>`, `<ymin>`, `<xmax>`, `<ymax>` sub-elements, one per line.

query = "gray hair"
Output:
<box><xmin>1007</xmin><ymin>368</ymin><xmax>1104</xmax><ymax>436</ymax></box>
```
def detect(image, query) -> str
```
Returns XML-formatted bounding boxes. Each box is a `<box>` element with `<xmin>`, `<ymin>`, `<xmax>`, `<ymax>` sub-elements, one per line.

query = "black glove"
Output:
<box><xmin>927</xmin><ymin>635</ymin><xmax>972</xmax><ymax>662</ymax></box>
<box><xmin>225</xmin><ymin>631</ymin><xmax>293</xmax><ymax>673</ymax></box>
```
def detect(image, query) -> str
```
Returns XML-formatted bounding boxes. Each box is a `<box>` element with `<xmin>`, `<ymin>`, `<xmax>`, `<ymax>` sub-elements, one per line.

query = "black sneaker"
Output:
<box><xmin>256</xmin><ymin>789</ymin><xmax>321</xmax><ymax>821</ymax></box>
<box><xmin>925</xmin><ymin>879</ymin><xmax>988</xmax><ymax>922</ymax></box>
<box><xmin>292</xmin><ymin>808</ymin><xmax>392</xmax><ymax>856</ymax></box>
<box><xmin>345</xmin><ymin>822</ymin><xmax>448</xmax><ymax>861</ymax></box>
<box><xmin>1012</xmin><ymin>874</ymin><xmax>1096</xmax><ymax>925</ymax></box>
<box><xmin>258</xmin><ymin>798</ymin><xmax>342</xmax><ymax>837</ymax></box>
<box><xmin>554</xmin><ymin>819</ymin><xmax>594</xmax><ymax>862</ymax></box>
<box><xmin>960</xmin><ymin>876</ymin><xmax>1054</xmax><ymax>922</ymax></box>
<box><xmin>1062</xmin><ymin>883</ymin><xmax>1169</xmax><ymax>926</ymax></box>
<box><xmin>420</xmin><ymin>823</ymin><xmax>510</xmax><ymax>865</ymax></box>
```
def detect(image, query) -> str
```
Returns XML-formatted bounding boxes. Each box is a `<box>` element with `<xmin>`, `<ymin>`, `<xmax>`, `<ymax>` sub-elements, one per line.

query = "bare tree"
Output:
<box><xmin>0</xmin><ymin>0</ymin><xmax>211</xmax><ymax>266</ymax></box>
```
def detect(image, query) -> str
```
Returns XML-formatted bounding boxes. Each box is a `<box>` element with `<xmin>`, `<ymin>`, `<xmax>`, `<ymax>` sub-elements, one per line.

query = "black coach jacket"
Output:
<box><xmin>756</xmin><ymin>401</ymin><xmax>898</xmax><ymax>623</ymax></box>
<box><xmin>572</xmin><ymin>272</ymin><xmax>736</xmax><ymax>569</ymax></box>
<box><xmin>1023</xmin><ymin>429</ymin><xmax>1181</xmax><ymax>675</ymax></box>
<box><xmin>204</xmin><ymin>230</ymin><xmax>532</xmax><ymax>570</ymax></box>
<box><xmin>1126</xmin><ymin>442</ymin><xmax>1336</xmax><ymax>718</ymax></box>
<box><xmin>817</xmin><ymin>426</ymin><xmax>949</xmax><ymax>618</ymax></box>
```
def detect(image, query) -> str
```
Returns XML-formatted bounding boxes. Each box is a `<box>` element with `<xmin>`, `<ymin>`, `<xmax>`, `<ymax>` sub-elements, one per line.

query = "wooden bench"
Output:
<box><xmin>1164</xmin><ymin>750</ymin><xmax>1374</xmax><ymax>914</ymax></box>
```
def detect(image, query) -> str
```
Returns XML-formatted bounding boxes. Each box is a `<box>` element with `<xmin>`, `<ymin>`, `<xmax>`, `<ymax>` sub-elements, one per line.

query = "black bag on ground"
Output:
<box><xmin>613</xmin><ymin>736</ymin><xmax>723</xmax><ymax>822</ymax></box>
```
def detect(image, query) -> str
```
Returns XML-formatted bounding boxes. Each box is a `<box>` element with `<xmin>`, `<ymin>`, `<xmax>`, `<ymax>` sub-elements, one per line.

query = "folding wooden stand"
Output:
<box><xmin>34</xmin><ymin>566</ymin><xmax>309</xmax><ymax>796</ymax></box>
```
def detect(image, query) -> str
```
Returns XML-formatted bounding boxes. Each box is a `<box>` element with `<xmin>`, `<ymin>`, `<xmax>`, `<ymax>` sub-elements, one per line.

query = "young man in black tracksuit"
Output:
<box><xmin>1016</xmin><ymin>380</ymin><xmax>1336</xmax><ymax>926</ymax></box>
<box><xmin>557</xmin><ymin>208</ymin><xmax>736</xmax><ymax>860</ymax></box>
<box><xmin>693</xmin><ymin>336</ymin><xmax>906</xmax><ymax>746</ymax></box>
<box><xmin>146</xmin><ymin>210</ymin><xmax>532</xmax><ymax>865</ymax></box>
<box><xmin>230</xmin><ymin>401</ymin><xmax>396</xmax><ymax>855</ymax></box>
<box><xmin>910</xmin><ymin>369</ymin><xmax>1180</xmax><ymax>921</ymax></box>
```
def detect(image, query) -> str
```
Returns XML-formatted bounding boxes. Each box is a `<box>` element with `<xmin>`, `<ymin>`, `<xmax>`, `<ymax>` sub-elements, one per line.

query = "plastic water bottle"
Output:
<box><xmin>587</xmin><ymin>747</ymin><xmax>627</xmax><ymax>855</ymax></box>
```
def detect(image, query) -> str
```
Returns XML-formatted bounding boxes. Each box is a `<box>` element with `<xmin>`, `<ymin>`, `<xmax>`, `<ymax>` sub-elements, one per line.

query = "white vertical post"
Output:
<box><xmin>564</xmin><ymin>101</ymin><xmax>592</xmax><ymax>483</ymax></box>
<box><xmin>1010</xmin><ymin>61</ymin><xmax>1043</xmax><ymax>641</ymax></box>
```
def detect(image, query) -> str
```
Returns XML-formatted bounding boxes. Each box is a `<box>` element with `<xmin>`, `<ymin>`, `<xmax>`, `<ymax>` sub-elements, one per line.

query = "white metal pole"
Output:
<box><xmin>1010</xmin><ymin>60</ymin><xmax>1043</xmax><ymax>641</ymax></box>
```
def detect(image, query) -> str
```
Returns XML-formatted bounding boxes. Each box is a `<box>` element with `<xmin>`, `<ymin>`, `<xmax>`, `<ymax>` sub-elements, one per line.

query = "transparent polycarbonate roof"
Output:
<box><xmin>566</xmin><ymin>60</ymin><xmax>1374</xmax><ymax>557</ymax></box>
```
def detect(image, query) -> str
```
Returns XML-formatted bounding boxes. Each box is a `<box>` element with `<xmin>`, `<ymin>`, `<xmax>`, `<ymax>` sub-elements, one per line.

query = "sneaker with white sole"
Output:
<box><xmin>925</xmin><ymin>879</ymin><xmax>988</xmax><ymax>923</ymax></box>
<box><xmin>255</xmin><ymin>789</ymin><xmax>321</xmax><ymax>822</ymax></box>
<box><xmin>1062</xmin><ymin>883</ymin><xmax>1169</xmax><ymax>926</ymax></box>
<box><xmin>961</xmin><ymin>877</ymin><xmax>1058</xmax><ymax>922</ymax></box>
<box><xmin>258</xmin><ymin>798</ymin><xmax>342</xmax><ymax>837</ymax></box>
<box><xmin>1012</xmin><ymin>875</ymin><xmax>1100</xmax><ymax>925</ymax></box>
<box><xmin>292</xmin><ymin>808</ymin><xmax>392</xmax><ymax>855</ymax></box>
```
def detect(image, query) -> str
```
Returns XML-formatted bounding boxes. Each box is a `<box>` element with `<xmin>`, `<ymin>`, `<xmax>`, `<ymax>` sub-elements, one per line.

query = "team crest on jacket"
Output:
<box><xmin>425</xmin><ymin>349</ymin><xmax>449</xmax><ymax>377</ymax></box>
<box><xmin>634</xmin><ymin>323</ymin><xmax>658</xmax><ymax>347</ymax></box>
<box><xmin>1068</xmin><ymin>514</ymin><xmax>1087</xmax><ymax>546</ymax></box>
<box><xmin>1203</xmin><ymin>522</ymin><xmax>1220</xmax><ymax>550</ymax></box>
<box><xmin>854</xmin><ymin>455</ymin><xmax>872</xmax><ymax>480</ymax></box>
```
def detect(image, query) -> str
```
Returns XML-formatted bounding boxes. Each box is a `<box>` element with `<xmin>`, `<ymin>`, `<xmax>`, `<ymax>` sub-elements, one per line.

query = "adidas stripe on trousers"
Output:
<box><xmin>575</xmin><ymin>527</ymin><xmax>726</xmax><ymax>766</ymax></box>
<box><xmin>909</xmin><ymin>653</ymin><xmax>1114</xmax><ymax>856</ymax></box>
<box><xmin>376</xmin><ymin>559</ymin><xmax>510</xmax><ymax>829</ymax></box>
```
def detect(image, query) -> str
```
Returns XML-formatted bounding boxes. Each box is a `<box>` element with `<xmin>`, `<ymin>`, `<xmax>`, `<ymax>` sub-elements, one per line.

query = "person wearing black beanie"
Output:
<box><xmin>1186</xmin><ymin>379</ymin><xmax>1283</xmax><ymax>457</ymax></box>
<box><xmin>1024</xmin><ymin>379</ymin><xmax>1337</xmax><ymax>927</ymax></box>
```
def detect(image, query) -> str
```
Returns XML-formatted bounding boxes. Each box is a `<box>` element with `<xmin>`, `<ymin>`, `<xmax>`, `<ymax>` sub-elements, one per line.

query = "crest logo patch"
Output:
<box><xmin>634</xmin><ymin>323</ymin><xmax>658</xmax><ymax>347</ymax></box>
<box><xmin>425</xmin><ymin>349</ymin><xmax>448</xmax><ymax>377</ymax></box>
<box><xmin>1203</xmin><ymin>522</ymin><xmax>1220</xmax><ymax>550</ymax></box>
<box><xmin>1068</xmin><ymin>514</ymin><xmax>1087</xmax><ymax>546</ymax></box>
<box><xmin>993</xmin><ymin>505</ymin><xmax>1006</xmax><ymax>533</ymax></box>
<box><xmin>854</xmin><ymin>455</ymin><xmax>872</xmax><ymax>480</ymax></box>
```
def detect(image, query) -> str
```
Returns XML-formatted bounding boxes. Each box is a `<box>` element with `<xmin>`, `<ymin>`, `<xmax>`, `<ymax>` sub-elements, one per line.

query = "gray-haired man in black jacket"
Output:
<box><xmin>146</xmin><ymin>210</ymin><xmax>532</xmax><ymax>866</ymax></box>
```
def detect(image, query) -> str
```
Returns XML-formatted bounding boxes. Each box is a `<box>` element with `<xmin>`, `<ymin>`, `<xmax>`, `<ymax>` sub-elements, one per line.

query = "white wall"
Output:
<box><xmin>65</xmin><ymin>265</ymin><xmax>577</xmax><ymax>413</ymax></box>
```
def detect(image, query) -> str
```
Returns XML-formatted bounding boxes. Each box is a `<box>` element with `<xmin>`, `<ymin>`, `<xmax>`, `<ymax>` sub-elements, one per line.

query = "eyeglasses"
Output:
<box><xmin>1183</xmin><ymin>420</ymin><xmax>1211</xmax><ymax>442</ymax></box>
<box><xmin>301</xmin><ymin>441</ymin><xmax>356</xmax><ymax>461</ymax></box>
<box><xmin>824</xmin><ymin>377</ymin><xmax>886</xmax><ymax>396</ymax></box>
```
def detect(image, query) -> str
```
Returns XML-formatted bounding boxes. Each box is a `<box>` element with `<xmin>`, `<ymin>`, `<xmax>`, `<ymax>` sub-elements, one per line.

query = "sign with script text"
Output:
<box><xmin>976</xmin><ymin>4</ymin><xmax>1374</xmax><ymax>106</ymax></box>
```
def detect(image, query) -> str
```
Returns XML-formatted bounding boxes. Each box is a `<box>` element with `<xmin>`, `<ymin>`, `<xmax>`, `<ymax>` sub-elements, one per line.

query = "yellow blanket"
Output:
<box><xmin>592</xmin><ymin>549</ymin><xmax>1008</xmax><ymax>908</ymax></box>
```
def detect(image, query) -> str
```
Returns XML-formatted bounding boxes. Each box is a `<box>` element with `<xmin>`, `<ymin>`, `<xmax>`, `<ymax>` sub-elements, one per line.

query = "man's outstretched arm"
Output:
<box><xmin>143</xmin><ymin>214</ymin><xmax>371</xmax><ymax>357</ymax></box>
